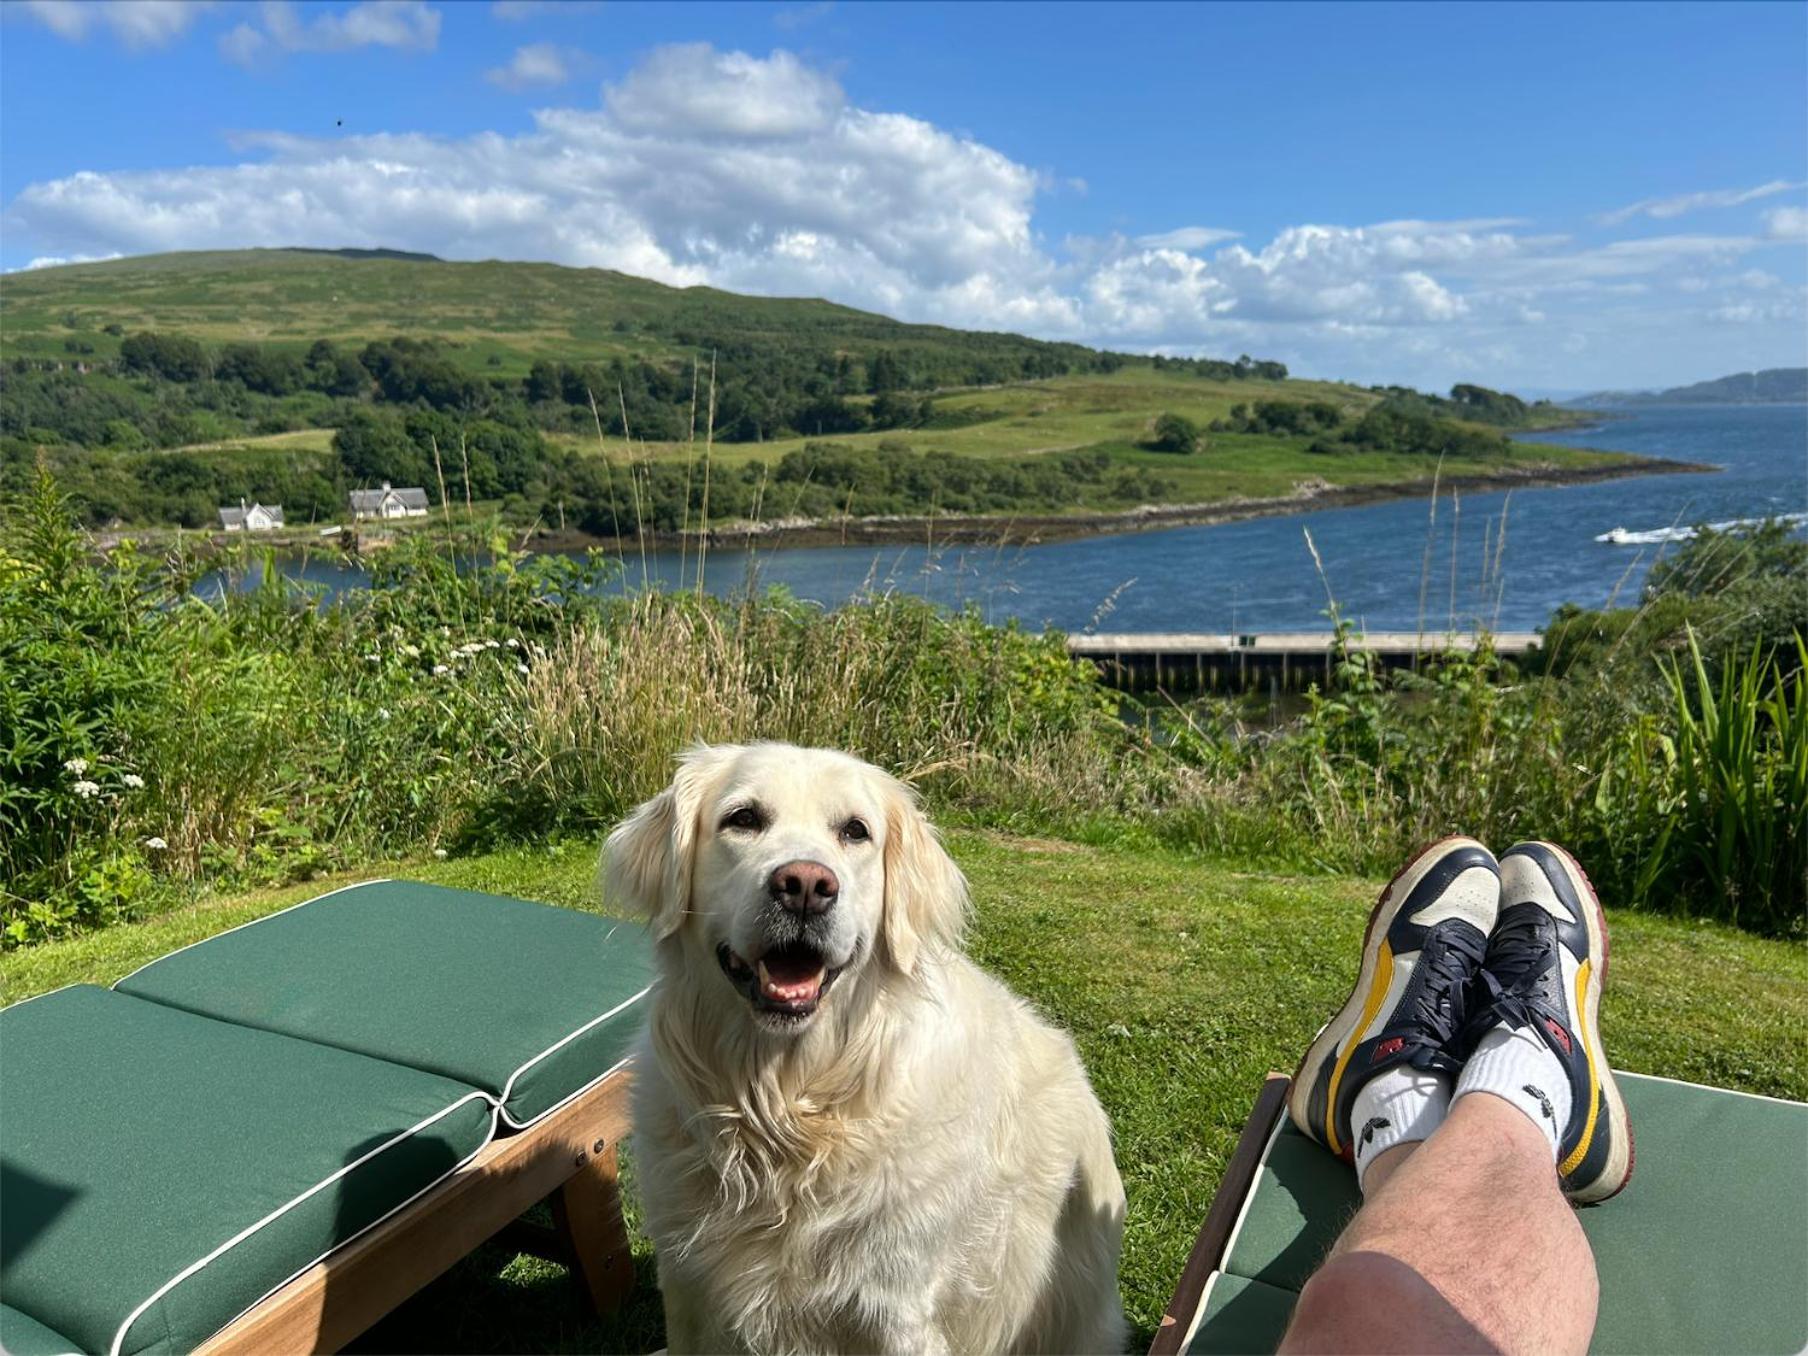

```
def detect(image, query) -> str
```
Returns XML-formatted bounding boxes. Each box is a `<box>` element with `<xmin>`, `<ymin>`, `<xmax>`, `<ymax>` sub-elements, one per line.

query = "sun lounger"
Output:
<box><xmin>0</xmin><ymin>880</ymin><xmax>654</xmax><ymax>1356</ymax></box>
<box><xmin>1151</xmin><ymin>1072</ymin><xmax>1808</xmax><ymax>1356</ymax></box>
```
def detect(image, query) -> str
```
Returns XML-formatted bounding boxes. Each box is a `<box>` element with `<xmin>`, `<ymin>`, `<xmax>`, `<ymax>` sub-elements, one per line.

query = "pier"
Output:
<box><xmin>1067</xmin><ymin>631</ymin><xmax>1543</xmax><ymax>693</ymax></box>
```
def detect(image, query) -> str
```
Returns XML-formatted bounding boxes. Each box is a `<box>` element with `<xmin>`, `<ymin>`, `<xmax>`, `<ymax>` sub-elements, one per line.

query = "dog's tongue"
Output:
<box><xmin>757</xmin><ymin>951</ymin><xmax>825</xmax><ymax>1004</ymax></box>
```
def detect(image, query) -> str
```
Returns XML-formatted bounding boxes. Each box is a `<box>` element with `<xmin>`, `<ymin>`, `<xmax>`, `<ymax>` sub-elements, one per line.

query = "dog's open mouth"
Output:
<box><xmin>717</xmin><ymin>941</ymin><xmax>840</xmax><ymax>1020</ymax></box>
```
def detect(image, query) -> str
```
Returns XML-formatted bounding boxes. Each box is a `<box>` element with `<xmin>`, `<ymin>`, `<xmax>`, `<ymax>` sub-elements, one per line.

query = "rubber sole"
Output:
<box><xmin>1287</xmin><ymin>836</ymin><xmax>1495</xmax><ymax>1160</ymax></box>
<box><xmin>1513</xmin><ymin>840</ymin><xmax>1636</xmax><ymax>1204</ymax></box>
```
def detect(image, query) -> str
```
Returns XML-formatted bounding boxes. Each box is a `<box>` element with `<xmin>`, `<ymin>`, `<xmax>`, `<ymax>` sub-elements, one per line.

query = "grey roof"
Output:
<box><xmin>218</xmin><ymin>503</ymin><xmax>284</xmax><ymax>529</ymax></box>
<box><xmin>348</xmin><ymin>485</ymin><xmax>431</xmax><ymax>512</ymax></box>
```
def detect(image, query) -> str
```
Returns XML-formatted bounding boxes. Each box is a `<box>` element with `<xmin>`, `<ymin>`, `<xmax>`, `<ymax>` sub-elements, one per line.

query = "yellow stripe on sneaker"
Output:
<box><xmin>1558</xmin><ymin>958</ymin><xmax>1598</xmax><ymax>1178</ymax></box>
<box><xmin>1325</xmin><ymin>940</ymin><xmax>1395</xmax><ymax>1157</ymax></box>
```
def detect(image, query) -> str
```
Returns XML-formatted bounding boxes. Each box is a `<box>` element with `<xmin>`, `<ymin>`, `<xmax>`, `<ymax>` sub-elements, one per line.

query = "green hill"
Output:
<box><xmin>2</xmin><ymin>249</ymin><xmax>1635</xmax><ymax>540</ymax></box>
<box><xmin>0</xmin><ymin>247</ymin><xmax>1109</xmax><ymax>376</ymax></box>
<box><xmin>1574</xmin><ymin>367</ymin><xmax>1808</xmax><ymax>407</ymax></box>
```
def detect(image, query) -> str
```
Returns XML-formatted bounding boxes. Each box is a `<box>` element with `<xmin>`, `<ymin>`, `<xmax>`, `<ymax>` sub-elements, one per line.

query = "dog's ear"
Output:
<box><xmin>880</xmin><ymin>776</ymin><xmax>969</xmax><ymax>976</ymax></box>
<box><xmin>603</xmin><ymin>748</ymin><xmax>722</xmax><ymax>939</ymax></box>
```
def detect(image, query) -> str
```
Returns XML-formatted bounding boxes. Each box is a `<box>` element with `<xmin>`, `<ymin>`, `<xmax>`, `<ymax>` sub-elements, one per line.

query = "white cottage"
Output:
<box><xmin>348</xmin><ymin>482</ymin><xmax>431</xmax><ymax>521</ymax></box>
<box><xmin>218</xmin><ymin>500</ymin><xmax>285</xmax><ymax>532</ymax></box>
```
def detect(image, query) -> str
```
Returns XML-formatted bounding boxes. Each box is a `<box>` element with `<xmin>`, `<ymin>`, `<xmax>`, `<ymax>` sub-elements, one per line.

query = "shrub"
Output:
<box><xmin>0</xmin><ymin>472</ymin><xmax>179</xmax><ymax>941</ymax></box>
<box><xmin>4</xmin><ymin>471</ymin><xmax>1799</xmax><ymax>948</ymax></box>
<box><xmin>1144</xmin><ymin>412</ymin><xmax>1202</xmax><ymax>454</ymax></box>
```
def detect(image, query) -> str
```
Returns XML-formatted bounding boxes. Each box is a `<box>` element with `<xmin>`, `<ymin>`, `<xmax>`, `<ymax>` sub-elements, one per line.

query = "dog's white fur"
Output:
<box><xmin>606</xmin><ymin>743</ymin><xmax>1127</xmax><ymax>1355</ymax></box>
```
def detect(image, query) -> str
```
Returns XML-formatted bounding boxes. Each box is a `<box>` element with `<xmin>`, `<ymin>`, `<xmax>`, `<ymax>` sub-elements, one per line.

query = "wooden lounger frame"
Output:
<box><xmin>1149</xmin><ymin>1072</ymin><xmax>1292</xmax><ymax>1356</ymax></box>
<box><xmin>196</xmin><ymin>1067</ymin><xmax>636</xmax><ymax>1355</ymax></box>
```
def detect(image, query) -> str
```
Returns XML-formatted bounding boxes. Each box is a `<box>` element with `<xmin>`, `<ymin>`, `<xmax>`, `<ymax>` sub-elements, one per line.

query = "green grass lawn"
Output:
<box><xmin>539</xmin><ymin>366</ymin><xmax>1634</xmax><ymax>522</ymax></box>
<box><xmin>9</xmin><ymin>832</ymin><xmax>1799</xmax><ymax>1353</ymax></box>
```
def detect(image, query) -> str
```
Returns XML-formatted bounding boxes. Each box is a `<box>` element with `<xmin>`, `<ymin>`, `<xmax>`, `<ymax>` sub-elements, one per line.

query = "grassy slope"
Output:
<box><xmin>7</xmin><ymin>834</ymin><xmax>1802</xmax><ymax>1353</ymax></box>
<box><xmin>8</xmin><ymin>250</ymin><xmax>1630</xmax><ymax>530</ymax></box>
<box><xmin>180</xmin><ymin>370</ymin><xmax>1621</xmax><ymax>511</ymax></box>
<box><xmin>0</xmin><ymin>249</ymin><xmax>1072</xmax><ymax>372</ymax></box>
<box><xmin>555</xmin><ymin>370</ymin><xmax>1626</xmax><ymax>518</ymax></box>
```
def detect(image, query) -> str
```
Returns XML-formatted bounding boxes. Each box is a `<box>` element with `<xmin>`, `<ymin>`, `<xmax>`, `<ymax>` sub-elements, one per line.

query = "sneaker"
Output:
<box><xmin>1464</xmin><ymin>842</ymin><xmax>1634</xmax><ymax>1203</ymax></box>
<box><xmin>1290</xmin><ymin>837</ymin><xmax>1499</xmax><ymax>1162</ymax></box>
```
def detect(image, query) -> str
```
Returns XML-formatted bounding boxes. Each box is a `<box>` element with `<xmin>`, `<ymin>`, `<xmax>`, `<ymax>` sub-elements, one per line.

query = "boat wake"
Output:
<box><xmin>1595</xmin><ymin>511</ymin><xmax>1808</xmax><ymax>546</ymax></box>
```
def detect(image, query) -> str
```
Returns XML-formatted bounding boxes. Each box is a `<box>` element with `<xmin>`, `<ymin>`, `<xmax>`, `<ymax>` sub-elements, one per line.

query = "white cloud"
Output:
<box><xmin>491</xmin><ymin>0</ymin><xmax>600</xmax><ymax>17</ymax></box>
<box><xmin>6</xmin><ymin>43</ymin><xmax>1804</xmax><ymax>389</ymax></box>
<box><xmin>1367</xmin><ymin>217</ymin><xmax>1531</xmax><ymax>234</ymax></box>
<box><xmin>218</xmin><ymin>21</ymin><xmax>266</xmax><ymax>63</ymax></box>
<box><xmin>17</xmin><ymin>0</ymin><xmax>213</xmax><ymax>47</ymax></box>
<box><xmin>1709</xmin><ymin>296</ymin><xmax>1804</xmax><ymax>325</ymax></box>
<box><xmin>221</xmin><ymin>0</ymin><xmax>439</xmax><ymax>65</ymax></box>
<box><xmin>485</xmin><ymin>42</ymin><xmax>576</xmax><ymax>90</ymax></box>
<box><xmin>11</xmin><ymin>252</ymin><xmax>123</xmax><ymax>272</ymax></box>
<box><xmin>1598</xmin><ymin>179</ymin><xmax>1804</xmax><ymax>226</ymax></box>
<box><xmin>1762</xmin><ymin>205</ymin><xmax>1808</xmax><ymax>241</ymax></box>
<box><xmin>1135</xmin><ymin>226</ymin><xmax>1241</xmax><ymax>251</ymax></box>
<box><xmin>773</xmin><ymin>1</ymin><xmax>835</xmax><ymax>30</ymax></box>
<box><xmin>603</xmin><ymin>44</ymin><xmax>846</xmax><ymax>139</ymax></box>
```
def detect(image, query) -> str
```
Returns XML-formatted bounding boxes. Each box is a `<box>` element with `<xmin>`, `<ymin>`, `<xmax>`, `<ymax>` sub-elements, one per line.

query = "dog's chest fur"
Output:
<box><xmin>650</xmin><ymin>1111</ymin><xmax>1013</xmax><ymax>1351</ymax></box>
<box><xmin>634</xmin><ymin>970</ymin><xmax>1081</xmax><ymax>1353</ymax></box>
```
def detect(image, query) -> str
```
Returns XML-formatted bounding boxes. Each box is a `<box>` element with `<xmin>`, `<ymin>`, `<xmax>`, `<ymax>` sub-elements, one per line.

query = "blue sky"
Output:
<box><xmin>3</xmin><ymin>0</ymin><xmax>1804</xmax><ymax>391</ymax></box>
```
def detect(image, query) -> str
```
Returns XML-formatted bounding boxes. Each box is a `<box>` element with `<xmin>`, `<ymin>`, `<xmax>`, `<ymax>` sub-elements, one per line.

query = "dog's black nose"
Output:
<box><xmin>769</xmin><ymin>860</ymin><xmax>839</xmax><ymax>915</ymax></box>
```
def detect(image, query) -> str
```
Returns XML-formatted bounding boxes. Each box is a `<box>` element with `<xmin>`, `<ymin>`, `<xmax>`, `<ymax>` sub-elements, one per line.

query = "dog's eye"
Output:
<box><xmin>721</xmin><ymin>806</ymin><xmax>764</xmax><ymax>832</ymax></box>
<box><xmin>841</xmin><ymin>817</ymin><xmax>870</xmax><ymax>843</ymax></box>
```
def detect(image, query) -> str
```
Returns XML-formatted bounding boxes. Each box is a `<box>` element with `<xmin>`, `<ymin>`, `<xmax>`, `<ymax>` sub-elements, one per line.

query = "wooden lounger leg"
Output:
<box><xmin>552</xmin><ymin>1139</ymin><xmax>636</xmax><ymax>1315</ymax></box>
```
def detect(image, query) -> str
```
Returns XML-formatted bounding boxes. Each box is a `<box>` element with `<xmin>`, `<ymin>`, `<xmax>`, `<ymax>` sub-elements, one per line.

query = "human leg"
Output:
<box><xmin>1279</xmin><ymin>839</ymin><xmax>1633</xmax><ymax>1355</ymax></box>
<box><xmin>1280</xmin><ymin>1093</ymin><xmax>1597</xmax><ymax>1355</ymax></box>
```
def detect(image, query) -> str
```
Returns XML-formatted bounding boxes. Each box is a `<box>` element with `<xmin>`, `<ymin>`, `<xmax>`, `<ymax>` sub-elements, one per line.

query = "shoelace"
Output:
<box><xmin>1467</xmin><ymin>909</ymin><xmax>1561</xmax><ymax>1037</ymax></box>
<box><xmin>1406</xmin><ymin>925</ymin><xmax>1488</xmax><ymax>1053</ymax></box>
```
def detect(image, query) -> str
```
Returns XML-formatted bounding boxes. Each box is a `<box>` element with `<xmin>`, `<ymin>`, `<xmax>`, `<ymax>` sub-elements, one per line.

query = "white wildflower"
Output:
<box><xmin>504</xmin><ymin>638</ymin><xmax>519</xmax><ymax>649</ymax></box>
<box><xmin>432</xmin><ymin>664</ymin><xmax>450</xmax><ymax>676</ymax></box>
<box><xmin>400</xmin><ymin>643</ymin><xmax>421</xmax><ymax>658</ymax></box>
<box><xmin>63</xmin><ymin>758</ymin><xmax>89</xmax><ymax>775</ymax></box>
<box><xmin>73</xmin><ymin>780</ymin><xmax>101</xmax><ymax>799</ymax></box>
<box><xmin>377</xmin><ymin>707</ymin><xmax>391</xmax><ymax>720</ymax></box>
<box><xmin>365</xmin><ymin>653</ymin><xmax>381</xmax><ymax>664</ymax></box>
<box><xmin>433</xmin><ymin>848</ymin><xmax>449</xmax><ymax>860</ymax></box>
<box><xmin>143</xmin><ymin>836</ymin><xmax>168</xmax><ymax>851</ymax></box>
<box><xmin>122</xmin><ymin>773</ymin><xmax>145</xmax><ymax>790</ymax></box>
<box><xmin>484</xmin><ymin>639</ymin><xmax>500</xmax><ymax>649</ymax></box>
<box><xmin>516</xmin><ymin>662</ymin><xmax>530</xmax><ymax>674</ymax></box>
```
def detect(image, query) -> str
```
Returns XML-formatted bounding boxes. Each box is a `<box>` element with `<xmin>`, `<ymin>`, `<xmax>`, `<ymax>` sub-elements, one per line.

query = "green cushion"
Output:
<box><xmin>117</xmin><ymin>880</ymin><xmax>654</xmax><ymax>1127</ymax></box>
<box><xmin>1191</xmin><ymin>1073</ymin><xmax>1808</xmax><ymax>1355</ymax></box>
<box><xmin>1187</xmin><ymin>1274</ymin><xmax>1300</xmax><ymax>1356</ymax></box>
<box><xmin>1218</xmin><ymin>1124</ymin><xmax>1355</xmax><ymax>1292</ymax></box>
<box><xmin>1</xmin><ymin>1304</ymin><xmax>82</xmax><ymax>1356</ymax></box>
<box><xmin>0</xmin><ymin>986</ymin><xmax>495</xmax><ymax>1356</ymax></box>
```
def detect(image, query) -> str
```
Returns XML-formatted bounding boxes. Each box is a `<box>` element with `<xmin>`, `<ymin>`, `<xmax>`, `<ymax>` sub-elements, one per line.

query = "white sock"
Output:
<box><xmin>1350</xmin><ymin>1066</ymin><xmax>1451</xmax><ymax>1191</ymax></box>
<box><xmin>1453</xmin><ymin>1023</ymin><xmax>1572</xmax><ymax>1161</ymax></box>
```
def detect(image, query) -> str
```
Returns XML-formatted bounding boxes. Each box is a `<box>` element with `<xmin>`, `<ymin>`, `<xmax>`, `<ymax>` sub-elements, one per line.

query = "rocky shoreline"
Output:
<box><xmin>110</xmin><ymin>453</ymin><xmax>1708</xmax><ymax>557</ymax></box>
<box><xmin>531</xmin><ymin>454</ymin><xmax>1710</xmax><ymax>553</ymax></box>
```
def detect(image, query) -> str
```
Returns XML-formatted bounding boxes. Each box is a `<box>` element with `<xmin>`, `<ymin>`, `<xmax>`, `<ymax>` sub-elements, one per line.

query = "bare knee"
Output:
<box><xmin>1281</xmin><ymin>1251</ymin><xmax>1500</xmax><ymax>1355</ymax></box>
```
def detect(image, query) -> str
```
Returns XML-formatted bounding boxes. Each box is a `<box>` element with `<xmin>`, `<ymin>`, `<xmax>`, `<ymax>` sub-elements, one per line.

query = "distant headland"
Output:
<box><xmin>1571</xmin><ymin>367</ymin><xmax>1807</xmax><ymax>408</ymax></box>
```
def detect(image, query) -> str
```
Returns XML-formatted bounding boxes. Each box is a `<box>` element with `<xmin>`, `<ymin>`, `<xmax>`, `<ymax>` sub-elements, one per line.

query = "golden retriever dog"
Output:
<box><xmin>605</xmin><ymin>743</ymin><xmax>1127</xmax><ymax>1355</ymax></box>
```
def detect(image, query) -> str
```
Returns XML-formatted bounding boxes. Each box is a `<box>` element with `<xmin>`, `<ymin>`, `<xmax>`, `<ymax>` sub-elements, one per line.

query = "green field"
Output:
<box><xmin>554</xmin><ymin>367</ymin><xmax>1625</xmax><ymax>516</ymax></box>
<box><xmin>0</xmin><ymin>248</ymin><xmax>1095</xmax><ymax>373</ymax></box>
<box><xmin>4</xmin><ymin>249</ymin><xmax>1629</xmax><ymax>535</ymax></box>
<box><xmin>6</xmin><ymin>832</ymin><xmax>1801</xmax><ymax>1353</ymax></box>
<box><xmin>175</xmin><ymin>368</ymin><xmax>1622</xmax><ymax>518</ymax></box>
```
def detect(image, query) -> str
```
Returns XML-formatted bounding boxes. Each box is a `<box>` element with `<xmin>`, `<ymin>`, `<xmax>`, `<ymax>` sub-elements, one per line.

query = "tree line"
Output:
<box><xmin>5</xmin><ymin>328</ymin><xmax>1300</xmax><ymax>456</ymax></box>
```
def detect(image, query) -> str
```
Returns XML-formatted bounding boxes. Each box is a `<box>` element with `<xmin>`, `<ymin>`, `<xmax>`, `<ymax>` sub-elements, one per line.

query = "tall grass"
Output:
<box><xmin>3</xmin><ymin>471</ymin><xmax>1801</xmax><ymax>946</ymax></box>
<box><xmin>1619</xmin><ymin>633</ymin><xmax>1806</xmax><ymax>926</ymax></box>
